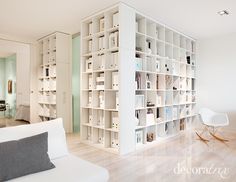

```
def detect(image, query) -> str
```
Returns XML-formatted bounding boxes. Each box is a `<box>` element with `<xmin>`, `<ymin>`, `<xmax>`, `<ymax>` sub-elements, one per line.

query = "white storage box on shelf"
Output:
<box><xmin>112</xmin><ymin>72</ymin><xmax>119</xmax><ymax>90</ymax></box>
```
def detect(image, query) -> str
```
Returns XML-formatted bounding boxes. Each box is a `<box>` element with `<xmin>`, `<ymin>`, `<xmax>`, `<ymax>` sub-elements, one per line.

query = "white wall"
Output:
<box><xmin>0</xmin><ymin>39</ymin><xmax>30</xmax><ymax>106</ymax></box>
<box><xmin>197</xmin><ymin>32</ymin><xmax>236</xmax><ymax>130</ymax></box>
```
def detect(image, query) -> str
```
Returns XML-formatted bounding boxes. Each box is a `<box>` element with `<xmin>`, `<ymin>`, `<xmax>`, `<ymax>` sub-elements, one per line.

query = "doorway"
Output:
<box><xmin>0</xmin><ymin>52</ymin><xmax>16</xmax><ymax>126</ymax></box>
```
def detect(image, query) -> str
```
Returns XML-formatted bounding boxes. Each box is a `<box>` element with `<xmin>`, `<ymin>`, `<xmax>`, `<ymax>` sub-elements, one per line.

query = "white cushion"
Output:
<box><xmin>9</xmin><ymin>155</ymin><xmax>109</xmax><ymax>182</ymax></box>
<box><xmin>0</xmin><ymin>118</ymin><xmax>68</xmax><ymax>160</ymax></box>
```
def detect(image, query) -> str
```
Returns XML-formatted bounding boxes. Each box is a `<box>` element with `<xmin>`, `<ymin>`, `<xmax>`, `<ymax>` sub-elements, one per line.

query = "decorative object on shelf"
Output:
<box><xmin>147</xmin><ymin>101</ymin><xmax>155</xmax><ymax>107</ymax></box>
<box><xmin>45</xmin><ymin>67</ymin><xmax>49</xmax><ymax>77</ymax></box>
<box><xmin>147</xmin><ymin>132</ymin><xmax>154</xmax><ymax>142</ymax></box>
<box><xmin>146</xmin><ymin>74</ymin><xmax>151</xmax><ymax>89</ymax></box>
<box><xmin>146</xmin><ymin>40</ymin><xmax>152</xmax><ymax>54</ymax></box>
<box><xmin>88</xmin><ymin>22</ymin><xmax>93</xmax><ymax>35</ymax></box>
<box><xmin>135</xmin><ymin>72</ymin><xmax>141</xmax><ymax>90</ymax></box>
<box><xmin>99</xmin><ymin>91</ymin><xmax>105</xmax><ymax>108</ymax></box>
<box><xmin>135</xmin><ymin>111</ymin><xmax>140</xmax><ymax>126</ymax></box>
<box><xmin>146</xmin><ymin>109</ymin><xmax>154</xmax><ymax>125</ymax></box>
<box><xmin>136</xmin><ymin>47</ymin><xmax>142</xmax><ymax>52</ymax></box>
<box><xmin>180</xmin><ymin>119</ymin><xmax>185</xmax><ymax>130</ymax></box>
<box><xmin>112</xmin><ymin>112</ymin><xmax>119</xmax><ymax>130</ymax></box>
<box><xmin>109</xmin><ymin>31</ymin><xmax>119</xmax><ymax>49</ymax></box>
<box><xmin>156</xmin><ymin>75</ymin><xmax>159</xmax><ymax>89</ymax></box>
<box><xmin>136</xmin><ymin>130</ymin><xmax>143</xmax><ymax>145</ymax></box>
<box><xmin>165</xmin><ymin>63</ymin><xmax>170</xmax><ymax>73</ymax></box>
<box><xmin>112</xmin><ymin>71</ymin><xmax>119</xmax><ymax>90</ymax></box>
<box><xmin>186</xmin><ymin>56</ymin><xmax>191</xmax><ymax>64</ymax></box>
<box><xmin>113</xmin><ymin>12</ymin><xmax>119</xmax><ymax>27</ymax></box>
<box><xmin>100</xmin><ymin>17</ymin><xmax>105</xmax><ymax>32</ymax></box>
<box><xmin>85</xmin><ymin>57</ymin><xmax>92</xmax><ymax>72</ymax></box>
<box><xmin>135</xmin><ymin>95</ymin><xmax>144</xmax><ymax>108</ymax></box>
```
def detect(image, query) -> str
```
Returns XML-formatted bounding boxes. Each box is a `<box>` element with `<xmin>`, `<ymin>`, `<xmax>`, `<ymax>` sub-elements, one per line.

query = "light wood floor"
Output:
<box><xmin>0</xmin><ymin>118</ymin><xmax>29</xmax><ymax>127</ymax></box>
<box><xmin>67</xmin><ymin>130</ymin><xmax>236</xmax><ymax>182</ymax></box>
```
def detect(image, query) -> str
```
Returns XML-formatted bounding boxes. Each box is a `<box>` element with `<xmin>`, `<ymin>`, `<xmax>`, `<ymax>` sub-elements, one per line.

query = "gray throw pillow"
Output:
<box><xmin>0</xmin><ymin>132</ymin><xmax>55</xmax><ymax>181</ymax></box>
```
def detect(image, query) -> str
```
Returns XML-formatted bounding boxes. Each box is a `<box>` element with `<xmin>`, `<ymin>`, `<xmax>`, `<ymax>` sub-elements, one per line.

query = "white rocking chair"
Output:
<box><xmin>196</xmin><ymin>108</ymin><xmax>229</xmax><ymax>142</ymax></box>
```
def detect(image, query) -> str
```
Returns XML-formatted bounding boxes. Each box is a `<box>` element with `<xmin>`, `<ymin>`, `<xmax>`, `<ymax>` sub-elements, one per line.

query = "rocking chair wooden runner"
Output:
<box><xmin>196</xmin><ymin>108</ymin><xmax>229</xmax><ymax>142</ymax></box>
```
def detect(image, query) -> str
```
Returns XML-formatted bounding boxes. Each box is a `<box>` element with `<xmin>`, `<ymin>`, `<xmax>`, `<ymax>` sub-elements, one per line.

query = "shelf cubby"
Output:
<box><xmin>173</xmin><ymin>91</ymin><xmax>179</xmax><ymax>105</ymax></box>
<box><xmin>173</xmin><ymin>32</ymin><xmax>180</xmax><ymax>47</ymax></box>
<box><xmin>93</xmin><ymin>109</ymin><xmax>105</xmax><ymax>127</ymax></box>
<box><xmin>105</xmin><ymin>91</ymin><xmax>118</xmax><ymax>110</ymax></box>
<box><xmin>106</xmin><ymin>51</ymin><xmax>119</xmax><ymax>69</ymax></box>
<box><xmin>136</xmin><ymin>34</ymin><xmax>146</xmax><ymax>53</ymax></box>
<box><xmin>165</xmin><ymin>44</ymin><xmax>173</xmax><ymax>59</ymax></box>
<box><xmin>135</xmin><ymin>72</ymin><xmax>146</xmax><ymax>90</ymax></box>
<box><xmin>165</xmin><ymin>29</ymin><xmax>173</xmax><ymax>44</ymax></box>
<box><xmin>135</xmin><ymin>90</ymin><xmax>146</xmax><ymax>109</ymax></box>
<box><xmin>156</xmin><ymin>91</ymin><xmax>165</xmax><ymax>107</ymax></box>
<box><xmin>136</xmin><ymin>14</ymin><xmax>146</xmax><ymax>34</ymax></box>
<box><xmin>135</xmin><ymin>110</ymin><xmax>146</xmax><ymax>127</ymax></box>
<box><xmin>156</xmin><ymin>40</ymin><xmax>165</xmax><ymax>57</ymax></box>
<box><xmin>156</xmin><ymin>75</ymin><xmax>165</xmax><ymax>90</ymax></box>
<box><xmin>146</xmin><ymin>20</ymin><xmax>156</xmax><ymax>38</ymax></box>
<box><xmin>173</xmin><ymin>106</ymin><xmax>179</xmax><ymax>120</ymax></box>
<box><xmin>146</xmin><ymin>125</ymin><xmax>156</xmax><ymax>143</ymax></box>
<box><xmin>156</xmin><ymin>24</ymin><xmax>165</xmax><ymax>41</ymax></box>
<box><xmin>146</xmin><ymin>91</ymin><xmax>156</xmax><ymax>108</ymax></box>
<box><xmin>145</xmin><ymin>56</ymin><xmax>156</xmax><ymax>72</ymax></box>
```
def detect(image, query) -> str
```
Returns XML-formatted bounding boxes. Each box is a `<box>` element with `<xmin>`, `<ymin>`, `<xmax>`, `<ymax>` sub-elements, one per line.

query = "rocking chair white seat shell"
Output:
<box><xmin>199</xmin><ymin>108</ymin><xmax>229</xmax><ymax>127</ymax></box>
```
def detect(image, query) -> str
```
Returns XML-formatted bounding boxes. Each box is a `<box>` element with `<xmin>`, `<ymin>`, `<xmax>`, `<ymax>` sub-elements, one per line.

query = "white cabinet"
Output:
<box><xmin>37</xmin><ymin>32</ymin><xmax>72</xmax><ymax>133</ymax></box>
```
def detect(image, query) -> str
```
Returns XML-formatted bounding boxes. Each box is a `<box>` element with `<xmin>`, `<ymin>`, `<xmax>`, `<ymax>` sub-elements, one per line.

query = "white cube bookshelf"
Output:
<box><xmin>81</xmin><ymin>3</ymin><xmax>197</xmax><ymax>154</ymax></box>
<box><xmin>37</xmin><ymin>32</ymin><xmax>72</xmax><ymax>133</ymax></box>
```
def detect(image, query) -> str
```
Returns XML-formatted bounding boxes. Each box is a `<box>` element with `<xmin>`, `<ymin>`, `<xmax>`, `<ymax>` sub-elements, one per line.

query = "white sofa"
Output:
<box><xmin>0</xmin><ymin>118</ymin><xmax>109</xmax><ymax>182</ymax></box>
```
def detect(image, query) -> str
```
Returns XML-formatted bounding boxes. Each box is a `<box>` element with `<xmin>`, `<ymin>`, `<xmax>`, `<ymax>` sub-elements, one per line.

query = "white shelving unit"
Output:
<box><xmin>80</xmin><ymin>3</ymin><xmax>197</xmax><ymax>154</ymax></box>
<box><xmin>135</xmin><ymin>12</ymin><xmax>197</xmax><ymax>148</ymax></box>
<box><xmin>37</xmin><ymin>32</ymin><xmax>72</xmax><ymax>133</ymax></box>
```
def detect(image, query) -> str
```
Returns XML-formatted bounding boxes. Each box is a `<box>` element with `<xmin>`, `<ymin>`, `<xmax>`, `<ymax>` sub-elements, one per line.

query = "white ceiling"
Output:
<box><xmin>0</xmin><ymin>0</ymin><xmax>235</xmax><ymax>42</ymax></box>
